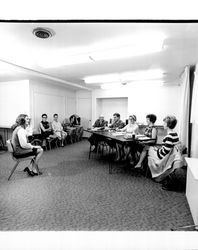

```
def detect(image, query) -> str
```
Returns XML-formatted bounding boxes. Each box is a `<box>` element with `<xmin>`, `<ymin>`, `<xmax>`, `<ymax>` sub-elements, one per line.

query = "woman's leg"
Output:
<box><xmin>61</xmin><ymin>131</ymin><xmax>67</xmax><ymax>146</ymax></box>
<box><xmin>32</xmin><ymin>147</ymin><xmax>44</xmax><ymax>174</ymax></box>
<box><xmin>134</xmin><ymin>145</ymin><xmax>149</xmax><ymax>168</ymax></box>
<box><xmin>123</xmin><ymin>146</ymin><xmax>130</xmax><ymax>161</ymax></box>
<box><xmin>115</xmin><ymin>143</ymin><xmax>121</xmax><ymax>161</ymax></box>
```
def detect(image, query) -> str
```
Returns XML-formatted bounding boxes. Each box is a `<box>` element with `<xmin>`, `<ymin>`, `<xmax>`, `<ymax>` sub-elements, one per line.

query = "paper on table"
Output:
<box><xmin>111</xmin><ymin>132</ymin><xmax>126</xmax><ymax>136</ymax></box>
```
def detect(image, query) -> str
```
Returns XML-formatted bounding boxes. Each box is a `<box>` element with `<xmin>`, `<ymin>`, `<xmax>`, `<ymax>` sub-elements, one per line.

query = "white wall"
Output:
<box><xmin>96</xmin><ymin>97</ymin><xmax>128</xmax><ymax>124</ymax></box>
<box><xmin>0</xmin><ymin>80</ymin><xmax>30</xmax><ymax>127</ymax></box>
<box><xmin>92</xmin><ymin>84</ymin><xmax>181</xmax><ymax>128</ymax></box>
<box><xmin>76</xmin><ymin>90</ymin><xmax>92</xmax><ymax>129</ymax></box>
<box><xmin>29</xmin><ymin>80</ymin><xmax>76</xmax><ymax>131</ymax></box>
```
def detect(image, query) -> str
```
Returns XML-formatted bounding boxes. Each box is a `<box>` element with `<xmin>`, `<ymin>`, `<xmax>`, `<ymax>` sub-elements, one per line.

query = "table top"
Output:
<box><xmin>85</xmin><ymin>129</ymin><xmax>155</xmax><ymax>143</ymax></box>
<box><xmin>185</xmin><ymin>157</ymin><xmax>198</xmax><ymax>180</ymax></box>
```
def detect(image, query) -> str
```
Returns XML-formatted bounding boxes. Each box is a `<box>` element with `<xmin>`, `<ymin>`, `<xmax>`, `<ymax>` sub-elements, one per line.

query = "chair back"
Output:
<box><xmin>6</xmin><ymin>139</ymin><xmax>14</xmax><ymax>153</ymax></box>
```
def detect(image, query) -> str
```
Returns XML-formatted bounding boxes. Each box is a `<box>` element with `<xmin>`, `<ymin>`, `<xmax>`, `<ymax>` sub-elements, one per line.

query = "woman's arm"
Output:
<box><xmin>134</xmin><ymin>124</ymin><xmax>139</xmax><ymax>134</ymax></box>
<box><xmin>119</xmin><ymin>125</ymin><xmax>127</xmax><ymax>132</ymax></box>
<box><xmin>151</xmin><ymin>127</ymin><xmax>157</xmax><ymax>139</ymax></box>
<box><xmin>40</xmin><ymin>122</ymin><xmax>50</xmax><ymax>132</ymax></box>
<box><xmin>157</xmin><ymin>136</ymin><xmax>174</xmax><ymax>159</ymax></box>
<box><xmin>17</xmin><ymin>128</ymin><xmax>33</xmax><ymax>149</ymax></box>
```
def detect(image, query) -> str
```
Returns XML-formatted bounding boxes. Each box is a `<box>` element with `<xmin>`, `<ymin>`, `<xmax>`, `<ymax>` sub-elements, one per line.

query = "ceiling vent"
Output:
<box><xmin>33</xmin><ymin>27</ymin><xmax>54</xmax><ymax>39</ymax></box>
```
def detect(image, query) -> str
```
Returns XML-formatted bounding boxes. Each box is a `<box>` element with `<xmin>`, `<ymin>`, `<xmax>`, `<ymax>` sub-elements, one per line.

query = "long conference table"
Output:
<box><xmin>85</xmin><ymin>128</ymin><xmax>156</xmax><ymax>174</ymax></box>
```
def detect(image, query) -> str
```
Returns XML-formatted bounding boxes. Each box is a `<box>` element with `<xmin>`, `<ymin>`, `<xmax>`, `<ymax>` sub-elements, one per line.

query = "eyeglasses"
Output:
<box><xmin>42</xmin><ymin>117</ymin><xmax>47</xmax><ymax>119</ymax></box>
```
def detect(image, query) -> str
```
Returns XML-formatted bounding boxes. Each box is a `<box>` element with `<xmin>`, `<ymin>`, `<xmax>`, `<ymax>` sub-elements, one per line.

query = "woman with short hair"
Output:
<box><xmin>115</xmin><ymin>115</ymin><xmax>139</xmax><ymax>162</ymax></box>
<box><xmin>133</xmin><ymin>114</ymin><xmax>158</xmax><ymax>168</ymax></box>
<box><xmin>149</xmin><ymin>115</ymin><xmax>179</xmax><ymax>161</ymax></box>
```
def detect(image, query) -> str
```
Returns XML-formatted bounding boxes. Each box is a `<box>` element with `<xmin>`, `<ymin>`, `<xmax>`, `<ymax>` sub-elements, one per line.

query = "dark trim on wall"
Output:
<box><xmin>188</xmin><ymin>65</ymin><xmax>195</xmax><ymax>157</ymax></box>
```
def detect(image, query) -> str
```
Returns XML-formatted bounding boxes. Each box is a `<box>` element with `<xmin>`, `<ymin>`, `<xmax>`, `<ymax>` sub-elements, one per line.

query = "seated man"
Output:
<box><xmin>51</xmin><ymin>114</ymin><xmax>67</xmax><ymax>147</ymax></box>
<box><xmin>93</xmin><ymin>115</ymin><xmax>108</xmax><ymax>129</ymax></box>
<box><xmin>88</xmin><ymin>115</ymin><xmax>108</xmax><ymax>151</ymax></box>
<box><xmin>109</xmin><ymin>113</ymin><xmax>125</xmax><ymax>130</ymax></box>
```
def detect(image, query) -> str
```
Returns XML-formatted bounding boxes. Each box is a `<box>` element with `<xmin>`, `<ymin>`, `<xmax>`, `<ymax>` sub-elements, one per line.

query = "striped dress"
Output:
<box><xmin>157</xmin><ymin>132</ymin><xmax>179</xmax><ymax>159</ymax></box>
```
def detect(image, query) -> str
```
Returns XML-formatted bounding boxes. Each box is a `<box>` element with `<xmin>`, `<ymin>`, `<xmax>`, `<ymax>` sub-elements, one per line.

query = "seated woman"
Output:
<box><xmin>115</xmin><ymin>115</ymin><xmax>139</xmax><ymax>161</ymax></box>
<box><xmin>147</xmin><ymin>116</ymin><xmax>179</xmax><ymax>179</ymax></box>
<box><xmin>11</xmin><ymin>114</ymin><xmax>43</xmax><ymax>176</ymax></box>
<box><xmin>51</xmin><ymin>114</ymin><xmax>67</xmax><ymax>147</ymax></box>
<box><xmin>133</xmin><ymin>114</ymin><xmax>158</xmax><ymax>168</ymax></box>
<box><xmin>69</xmin><ymin>114</ymin><xmax>80</xmax><ymax>127</ymax></box>
<box><xmin>39</xmin><ymin>114</ymin><xmax>55</xmax><ymax>147</ymax></box>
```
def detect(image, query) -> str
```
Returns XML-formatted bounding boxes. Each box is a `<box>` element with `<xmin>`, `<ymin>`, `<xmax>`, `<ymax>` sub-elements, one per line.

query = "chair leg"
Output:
<box><xmin>8</xmin><ymin>161</ymin><xmax>19</xmax><ymax>181</ymax></box>
<box><xmin>109</xmin><ymin>147</ymin><xmax>113</xmax><ymax>174</ymax></box>
<box><xmin>89</xmin><ymin>144</ymin><xmax>92</xmax><ymax>159</ymax></box>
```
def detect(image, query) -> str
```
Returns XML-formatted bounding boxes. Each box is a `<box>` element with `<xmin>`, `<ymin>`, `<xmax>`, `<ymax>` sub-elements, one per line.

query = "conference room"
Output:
<box><xmin>0</xmin><ymin>21</ymin><xmax>198</xmax><ymax>232</ymax></box>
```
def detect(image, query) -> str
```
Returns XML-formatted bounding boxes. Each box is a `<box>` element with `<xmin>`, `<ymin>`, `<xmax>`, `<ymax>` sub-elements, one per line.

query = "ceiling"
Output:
<box><xmin>0</xmin><ymin>22</ymin><xmax>198</xmax><ymax>90</ymax></box>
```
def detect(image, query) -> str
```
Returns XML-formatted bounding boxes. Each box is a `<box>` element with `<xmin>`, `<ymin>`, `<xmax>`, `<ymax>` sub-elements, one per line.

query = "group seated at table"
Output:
<box><xmin>87</xmin><ymin>113</ymin><xmax>185</xmax><ymax>190</ymax></box>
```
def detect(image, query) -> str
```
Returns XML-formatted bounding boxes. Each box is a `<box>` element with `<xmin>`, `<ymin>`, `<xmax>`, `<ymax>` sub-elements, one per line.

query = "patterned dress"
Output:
<box><xmin>157</xmin><ymin>132</ymin><xmax>179</xmax><ymax>159</ymax></box>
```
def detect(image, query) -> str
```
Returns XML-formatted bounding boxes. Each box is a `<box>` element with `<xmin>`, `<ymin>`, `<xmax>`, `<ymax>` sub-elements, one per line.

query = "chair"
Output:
<box><xmin>6</xmin><ymin>140</ymin><xmax>37</xmax><ymax>181</ymax></box>
<box><xmin>147</xmin><ymin>142</ymin><xmax>185</xmax><ymax>182</ymax></box>
<box><xmin>75</xmin><ymin>126</ymin><xmax>84</xmax><ymax>142</ymax></box>
<box><xmin>46</xmin><ymin>136</ymin><xmax>59</xmax><ymax>150</ymax></box>
<box><xmin>66</xmin><ymin>127</ymin><xmax>77</xmax><ymax>144</ymax></box>
<box><xmin>0</xmin><ymin>134</ymin><xmax>5</xmax><ymax>150</ymax></box>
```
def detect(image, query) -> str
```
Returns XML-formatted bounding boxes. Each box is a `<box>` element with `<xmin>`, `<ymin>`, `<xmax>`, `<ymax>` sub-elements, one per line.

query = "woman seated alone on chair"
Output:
<box><xmin>133</xmin><ymin>114</ymin><xmax>157</xmax><ymax>168</ymax></box>
<box><xmin>39</xmin><ymin>113</ymin><xmax>55</xmax><ymax>147</ymax></box>
<box><xmin>11</xmin><ymin>114</ymin><xmax>43</xmax><ymax>177</ymax></box>
<box><xmin>115</xmin><ymin>115</ymin><xmax>139</xmax><ymax>161</ymax></box>
<box><xmin>147</xmin><ymin>116</ymin><xmax>179</xmax><ymax>171</ymax></box>
<box><xmin>51</xmin><ymin>113</ymin><xmax>67</xmax><ymax>147</ymax></box>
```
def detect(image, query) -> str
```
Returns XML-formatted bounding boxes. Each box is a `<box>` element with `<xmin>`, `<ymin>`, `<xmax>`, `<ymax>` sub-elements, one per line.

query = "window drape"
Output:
<box><xmin>190</xmin><ymin>64</ymin><xmax>198</xmax><ymax>157</ymax></box>
<box><xmin>178</xmin><ymin>66</ymin><xmax>190</xmax><ymax>149</ymax></box>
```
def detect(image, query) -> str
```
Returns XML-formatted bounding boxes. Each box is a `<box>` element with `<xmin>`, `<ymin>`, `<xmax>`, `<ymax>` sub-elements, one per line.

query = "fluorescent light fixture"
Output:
<box><xmin>84</xmin><ymin>69</ymin><xmax>164</xmax><ymax>84</ymax></box>
<box><xmin>91</xmin><ymin>43</ymin><xmax>162</xmax><ymax>61</ymax></box>
<box><xmin>84</xmin><ymin>73</ymin><xmax>120</xmax><ymax>84</ymax></box>
<box><xmin>91</xmin><ymin>32</ymin><xmax>165</xmax><ymax>61</ymax></box>
<box><xmin>121</xmin><ymin>69</ymin><xmax>164</xmax><ymax>81</ymax></box>
<box><xmin>38</xmin><ymin>54</ymin><xmax>92</xmax><ymax>68</ymax></box>
<box><xmin>101</xmin><ymin>82</ymin><xmax>122</xmax><ymax>90</ymax></box>
<box><xmin>129</xmin><ymin>80</ymin><xmax>164</xmax><ymax>87</ymax></box>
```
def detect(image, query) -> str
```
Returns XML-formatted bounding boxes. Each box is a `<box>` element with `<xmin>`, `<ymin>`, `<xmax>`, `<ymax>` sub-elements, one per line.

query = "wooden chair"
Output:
<box><xmin>6</xmin><ymin>139</ymin><xmax>36</xmax><ymax>181</ymax></box>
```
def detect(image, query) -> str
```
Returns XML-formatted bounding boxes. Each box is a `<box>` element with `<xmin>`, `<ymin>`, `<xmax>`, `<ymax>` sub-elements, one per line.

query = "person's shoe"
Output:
<box><xmin>92</xmin><ymin>146</ymin><xmax>97</xmax><ymax>153</ymax></box>
<box><xmin>114</xmin><ymin>157</ymin><xmax>121</xmax><ymax>162</ymax></box>
<box><xmin>162</xmin><ymin>184</ymin><xmax>173</xmax><ymax>191</ymax></box>
<box><xmin>24</xmin><ymin>167</ymin><xmax>34</xmax><ymax>177</ymax></box>
<box><xmin>134</xmin><ymin>163</ymin><xmax>142</xmax><ymax>169</ymax></box>
<box><xmin>122</xmin><ymin>155</ymin><xmax>128</xmax><ymax>161</ymax></box>
<box><xmin>32</xmin><ymin>171</ymin><xmax>38</xmax><ymax>176</ymax></box>
<box><xmin>129</xmin><ymin>161</ymin><xmax>134</xmax><ymax>167</ymax></box>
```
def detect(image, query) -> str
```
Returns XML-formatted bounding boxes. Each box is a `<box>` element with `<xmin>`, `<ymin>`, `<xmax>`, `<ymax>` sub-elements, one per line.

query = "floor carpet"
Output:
<box><xmin>0</xmin><ymin>140</ymin><xmax>194</xmax><ymax>231</ymax></box>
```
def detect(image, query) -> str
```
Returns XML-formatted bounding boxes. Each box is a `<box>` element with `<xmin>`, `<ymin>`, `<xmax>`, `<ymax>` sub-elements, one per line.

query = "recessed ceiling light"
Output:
<box><xmin>33</xmin><ymin>27</ymin><xmax>55</xmax><ymax>39</ymax></box>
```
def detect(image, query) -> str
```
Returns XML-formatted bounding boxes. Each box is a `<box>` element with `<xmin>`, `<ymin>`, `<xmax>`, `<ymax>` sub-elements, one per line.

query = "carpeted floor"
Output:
<box><xmin>0</xmin><ymin>139</ymin><xmax>194</xmax><ymax>231</ymax></box>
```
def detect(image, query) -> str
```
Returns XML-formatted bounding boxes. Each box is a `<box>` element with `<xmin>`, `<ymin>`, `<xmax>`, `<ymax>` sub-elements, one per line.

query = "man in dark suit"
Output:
<box><xmin>92</xmin><ymin>115</ymin><xmax>108</xmax><ymax>129</ymax></box>
<box><xmin>88</xmin><ymin>115</ymin><xmax>108</xmax><ymax>152</ymax></box>
<box><xmin>109</xmin><ymin>113</ymin><xmax>125</xmax><ymax>129</ymax></box>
